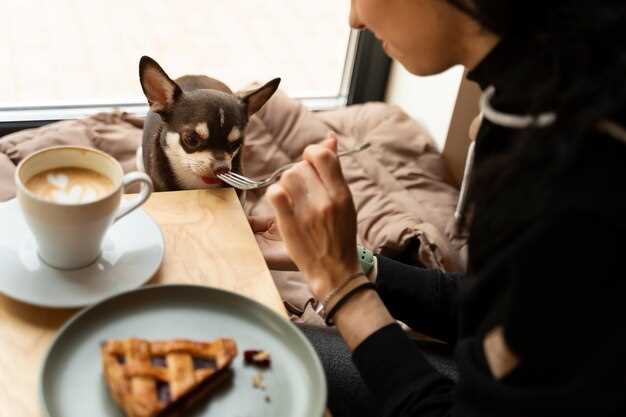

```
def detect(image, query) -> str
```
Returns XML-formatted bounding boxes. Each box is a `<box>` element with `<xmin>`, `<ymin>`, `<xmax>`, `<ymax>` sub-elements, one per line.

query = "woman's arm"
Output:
<box><xmin>332</xmin><ymin>277</ymin><xmax>456</xmax><ymax>417</ymax></box>
<box><xmin>248</xmin><ymin>217</ymin><xmax>464</xmax><ymax>342</ymax></box>
<box><xmin>375</xmin><ymin>256</ymin><xmax>464</xmax><ymax>343</ymax></box>
<box><xmin>265</xmin><ymin>135</ymin><xmax>456</xmax><ymax>417</ymax></box>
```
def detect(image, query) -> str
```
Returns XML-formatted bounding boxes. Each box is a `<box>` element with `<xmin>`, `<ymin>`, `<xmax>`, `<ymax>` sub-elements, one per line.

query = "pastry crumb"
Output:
<box><xmin>244</xmin><ymin>350</ymin><xmax>271</xmax><ymax>367</ymax></box>
<box><xmin>265</xmin><ymin>395</ymin><xmax>271</xmax><ymax>403</ymax></box>
<box><xmin>252</xmin><ymin>372</ymin><xmax>266</xmax><ymax>390</ymax></box>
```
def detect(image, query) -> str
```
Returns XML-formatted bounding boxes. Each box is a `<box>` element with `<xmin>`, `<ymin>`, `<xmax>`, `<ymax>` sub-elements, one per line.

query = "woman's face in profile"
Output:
<box><xmin>349</xmin><ymin>0</ymin><xmax>474</xmax><ymax>75</ymax></box>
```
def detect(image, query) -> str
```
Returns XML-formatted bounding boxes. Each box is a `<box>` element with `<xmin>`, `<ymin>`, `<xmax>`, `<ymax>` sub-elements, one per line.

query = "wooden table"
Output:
<box><xmin>0</xmin><ymin>189</ymin><xmax>287</xmax><ymax>417</ymax></box>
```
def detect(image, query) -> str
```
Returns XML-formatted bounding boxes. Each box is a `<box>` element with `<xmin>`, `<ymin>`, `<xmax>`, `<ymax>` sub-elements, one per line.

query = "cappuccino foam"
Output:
<box><xmin>26</xmin><ymin>167</ymin><xmax>114</xmax><ymax>204</ymax></box>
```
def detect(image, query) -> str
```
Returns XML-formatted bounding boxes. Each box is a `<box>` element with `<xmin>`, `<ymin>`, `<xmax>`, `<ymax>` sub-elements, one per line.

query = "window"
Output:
<box><xmin>0</xmin><ymin>0</ymin><xmax>359</xmax><ymax>123</ymax></box>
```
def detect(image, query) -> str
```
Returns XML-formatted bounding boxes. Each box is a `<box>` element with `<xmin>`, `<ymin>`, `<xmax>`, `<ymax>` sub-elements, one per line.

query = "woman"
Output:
<box><xmin>251</xmin><ymin>1</ymin><xmax>626</xmax><ymax>415</ymax></box>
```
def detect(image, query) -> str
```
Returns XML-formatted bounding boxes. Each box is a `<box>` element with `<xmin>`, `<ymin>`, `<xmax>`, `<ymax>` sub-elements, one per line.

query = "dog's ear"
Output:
<box><xmin>239</xmin><ymin>78</ymin><xmax>281</xmax><ymax>117</ymax></box>
<box><xmin>139</xmin><ymin>56</ymin><xmax>182</xmax><ymax>114</ymax></box>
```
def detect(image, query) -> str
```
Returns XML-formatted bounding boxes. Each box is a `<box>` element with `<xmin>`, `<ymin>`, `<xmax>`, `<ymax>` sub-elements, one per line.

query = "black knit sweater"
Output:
<box><xmin>351</xmin><ymin>39</ymin><xmax>626</xmax><ymax>416</ymax></box>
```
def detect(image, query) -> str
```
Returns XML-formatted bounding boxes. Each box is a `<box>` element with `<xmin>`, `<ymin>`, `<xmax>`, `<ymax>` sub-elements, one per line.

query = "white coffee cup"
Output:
<box><xmin>15</xmin><ymin>146</ymin><xmax>153</xmax><ymax>270</ymax></box>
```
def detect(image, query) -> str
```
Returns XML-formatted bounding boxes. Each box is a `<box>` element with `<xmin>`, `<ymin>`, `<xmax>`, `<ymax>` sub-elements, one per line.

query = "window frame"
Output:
<box><xmin>0</xmin><ymin>30</ymin><xmax>390</xmax><ymax>137</ymax></box>
<box><xmin>347</xmin><ymin>30</ymin><xmax>392</xmax><ymax>105</ymax></box>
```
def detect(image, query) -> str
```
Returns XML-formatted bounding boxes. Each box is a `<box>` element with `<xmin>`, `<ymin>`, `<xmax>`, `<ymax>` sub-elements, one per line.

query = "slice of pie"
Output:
<box><xmin>101</xmin><ymin>338</ymin><xmax>237</xmax><ymax>417</ymax></box>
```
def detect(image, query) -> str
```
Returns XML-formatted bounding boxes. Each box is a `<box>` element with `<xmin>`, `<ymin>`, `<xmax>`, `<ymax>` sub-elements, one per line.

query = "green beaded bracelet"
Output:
<box><xmin>357</xmin><ymin>245</ymin><xmax>375</xmax><ymax>275</ymax></box>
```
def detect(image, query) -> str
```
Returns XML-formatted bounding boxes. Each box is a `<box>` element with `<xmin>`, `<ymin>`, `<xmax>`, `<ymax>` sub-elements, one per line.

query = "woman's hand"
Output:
<box><xmin>266</xmin><ymin>133</ymin><xmax>394</xmax><ymax>351</ymax></box>
<box><xmin>248</xmin><ymin>216</ymin><xmax>298</xmax><ymax>271</ymax></box>
<box><xmin>266</xmin><ymin>133</ymin><xmax>361</xmax><ymax>300</ymax></box>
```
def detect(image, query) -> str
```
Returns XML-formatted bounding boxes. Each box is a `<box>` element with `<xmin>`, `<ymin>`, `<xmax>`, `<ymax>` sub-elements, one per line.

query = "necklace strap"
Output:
<box><xmin>480</xmin><ymin>86</ymin><xmax>557</xmax><ymax>129</ymax></box>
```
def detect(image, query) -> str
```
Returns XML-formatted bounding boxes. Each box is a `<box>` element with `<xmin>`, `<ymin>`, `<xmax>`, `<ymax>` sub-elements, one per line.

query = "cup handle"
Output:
<box><xmin>114</xmin><ymin>172</ymin><xmax>154</xmax><ymax>223</ymax></box>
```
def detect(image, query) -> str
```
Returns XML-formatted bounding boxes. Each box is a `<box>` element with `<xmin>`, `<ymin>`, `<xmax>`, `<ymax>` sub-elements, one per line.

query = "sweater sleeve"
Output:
<box><xmin>376</xmin><ymin>256</ymin><xmax>464</xmax><ymax>343</ymax></box>
<box><xmin>501</xmin><ymin>212</ymin><xmax>624</xmax><ymax>372</ymax></box>
<box><xmin>354</xmin><ymin>215</ymin><xmax>624</xmax><ymax>417</ymax></box>
<box><xmin>353</xmin><ymin>323</ymin><xmax>455</xmax><ymax>417</ymax></box>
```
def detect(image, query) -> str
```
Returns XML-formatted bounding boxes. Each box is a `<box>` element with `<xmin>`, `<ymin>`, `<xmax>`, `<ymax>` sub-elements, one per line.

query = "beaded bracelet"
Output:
<box><xmin>325</xmin><ymin>282</ymin><xmax>377</xmax><ymax>326</ymax></box>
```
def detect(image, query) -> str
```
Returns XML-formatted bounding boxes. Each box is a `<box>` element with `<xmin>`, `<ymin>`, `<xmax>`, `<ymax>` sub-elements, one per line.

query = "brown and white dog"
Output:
<box><xmin>136</xmin><ymin>56</ymin><xmax>280</xmax><ymax>197</ymax></box>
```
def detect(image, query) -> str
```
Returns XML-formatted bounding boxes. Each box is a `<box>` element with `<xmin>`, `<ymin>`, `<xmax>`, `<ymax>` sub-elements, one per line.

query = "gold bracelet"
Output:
<box><xmin>321</xmin><ymin>271</ymin><xmax>365</xmax><ymax>308</ymax></box>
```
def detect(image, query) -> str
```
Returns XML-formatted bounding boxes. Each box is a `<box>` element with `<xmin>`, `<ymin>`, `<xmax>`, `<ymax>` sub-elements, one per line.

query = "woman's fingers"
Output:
<box><xmin>253</xmin><ymin>232</ymin><xmax>298</xmax><ymax>271</ymax></box>
<box><xmin>248</xmin><ymin>215</ymin><xmax>297</xmax><ymax>271</ymax></box>
<box><xmin>265</xmin><ymin>132</ymin><xmax>360</xmax><ymax>297</ymax></box>
<box><xmin>277</xmin><ymin>163</ymin><xmax>308</xmax><ymax>208</ymax></box>
<box><xmin>266</xmin><ymin>183</ymin><xmax>302</xmax><ymax>246</ymax></box>
<box><xmin>266</xmin><ymin>183</ymin><xmax>293</xmax><ymax>217</ymax></box>
<box><xmin>303</xmin><ymin>134</ymin><xmax>351</xmax><ymax>199</ymax></box>
<box><xmin>322</xmin><ymin>132</ymin><xmax>338</xmax><ymax>152</ymax></box>
<box><xmin>248</xmin><ymin>216</ymin><xmax>273</xmax><ymax>233</ymax></box>
<box><xmin>279</xmin><ymin>161</ymin><xmax>332</xmax><ymax>215</ymax></box>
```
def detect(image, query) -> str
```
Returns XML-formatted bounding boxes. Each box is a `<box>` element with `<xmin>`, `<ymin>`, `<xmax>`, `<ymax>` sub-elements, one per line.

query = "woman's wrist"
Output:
<box><xmin>310</xmin><ymin>258</ymin><xmax>361</xmax><ymax>301</ymax></box>
<box><xmin>320</xmin><ymin>271</ymin><xmax>366</xmax><ymax>309</ymax></box>
<box><xmin>332</xmin><ymin>278</ymin><xmax>394</xmax><ymax>350</ymax></box>
<box><xmin>309</xmin><ymin>247</ymin><xmax>376</xmax><ymax>300</ymax></box>
<box><xmin>323</xmin><ymin>275</ymin><xmax>373</xmax><ymax>325</ymax></box>
<box><xmin>316</xmin><ymin>253</ymin><xmax>379</xmax><ymax>318</ymax></box>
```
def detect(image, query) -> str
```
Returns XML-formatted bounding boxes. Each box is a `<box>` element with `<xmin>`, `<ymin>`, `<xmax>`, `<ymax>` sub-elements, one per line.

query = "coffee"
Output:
<box><xmin>26</xmin><ymin>167</ymin><xmax>114</xmax><ymax>204</ymax></box>
<box><xmin>17</xmin><ymin>146</ymin><xmax>153</xmax><ymax>269</ymax></box>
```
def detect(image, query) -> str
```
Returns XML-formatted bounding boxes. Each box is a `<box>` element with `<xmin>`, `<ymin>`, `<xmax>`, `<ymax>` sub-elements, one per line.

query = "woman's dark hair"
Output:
<box><xmin>445</xmin><ymin>1</ymin><xmax>626</xmax><ymax>269</ymax></box>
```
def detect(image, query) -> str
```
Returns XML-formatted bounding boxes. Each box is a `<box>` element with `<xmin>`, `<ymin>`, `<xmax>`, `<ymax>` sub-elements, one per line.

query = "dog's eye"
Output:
<box><xmin>184</xmin><ymin>133</ymin><xmax>200</xmax><ymax>148</ymax></box>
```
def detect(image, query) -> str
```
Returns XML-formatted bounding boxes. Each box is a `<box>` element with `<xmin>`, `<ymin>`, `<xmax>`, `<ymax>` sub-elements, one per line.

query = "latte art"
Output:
<box><xmin>26</xmin><ymin>167</ymin><xmax>114</xmax><ymax>204</ymax></box>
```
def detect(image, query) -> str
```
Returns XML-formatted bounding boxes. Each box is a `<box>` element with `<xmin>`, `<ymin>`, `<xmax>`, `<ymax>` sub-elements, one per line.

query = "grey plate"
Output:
<box><xmin>40</xmin><ymin>284</ymin><xmax>327</xmax><ymax>417</ymax></box>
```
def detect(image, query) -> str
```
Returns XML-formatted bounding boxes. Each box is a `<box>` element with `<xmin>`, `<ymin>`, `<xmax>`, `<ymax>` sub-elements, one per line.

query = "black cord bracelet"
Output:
<box><xmin>325</xmin><ymin>282</ymin><xmax>377</xmax><ymax>326</ymax></box>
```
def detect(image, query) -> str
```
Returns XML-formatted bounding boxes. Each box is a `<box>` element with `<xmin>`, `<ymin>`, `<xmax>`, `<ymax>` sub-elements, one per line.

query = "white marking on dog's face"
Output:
<box><xmin>219</xmin><ymin>108</ymin><xmax>225</xmax><ymax>127</ymax></box>
<box><xmin>227</xmin><ymin>127</ymin><xmax>242</xmax><ymax>143</ymax></box>
<box><xmin>163</xmin><ymin>132</ymin><xmax>232</xmax><ymax>188</ymax></box>
<box><xmin>195</xmin><ymin>122</ymin><xmax>209</xmax><ymax>140</ymax></box>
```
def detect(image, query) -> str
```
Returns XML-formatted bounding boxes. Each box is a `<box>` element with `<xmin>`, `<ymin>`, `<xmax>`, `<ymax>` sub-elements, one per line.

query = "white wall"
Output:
<box><xmin>385</xmin><ymin>62</ymin><xmax>464</xmax><ymax>151</ymax></box>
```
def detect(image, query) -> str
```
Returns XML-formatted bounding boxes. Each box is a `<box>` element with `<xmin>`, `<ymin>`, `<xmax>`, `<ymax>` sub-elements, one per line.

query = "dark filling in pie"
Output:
<box><xmin>153</xmin><ymin>357</ymin><xmax>217</xmax><ymax>408</ymax></box>
<box><xmin>156</xmin><ymin>380</ymin><xmax>172</xmax><ymax>403</ymax></box>
<box><xmin>151</xmin><ymin>356</ymin><xmax>167</xmax><ymax>367</ymax></box>
<box><xmin>192</xmin><ymin>357</ymin><xmax>216</xmax><ymax>370</ymax></box>
<box><xmin>155</xmin><ymin>367</ymin><xmax>233</xmax><ymax>417</ymax></box>
<box><xmin>113</xmin><ymin>354</ymin><xmax>216</xmax><ymax>369</ymax></box>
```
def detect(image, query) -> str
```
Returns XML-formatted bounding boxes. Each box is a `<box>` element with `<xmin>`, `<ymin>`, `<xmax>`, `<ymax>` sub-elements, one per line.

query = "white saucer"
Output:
<box><xmin>0</xmin><ymin>199</ymin><xmax>164</xmax><ymax>308</ymax></box>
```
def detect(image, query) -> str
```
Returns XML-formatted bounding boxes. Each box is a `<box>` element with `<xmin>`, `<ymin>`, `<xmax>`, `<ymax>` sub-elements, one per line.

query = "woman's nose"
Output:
<box><xmin>349</xmin><ymin>0</ymin><xmax>366</xmax><ymax>30</ymax></box>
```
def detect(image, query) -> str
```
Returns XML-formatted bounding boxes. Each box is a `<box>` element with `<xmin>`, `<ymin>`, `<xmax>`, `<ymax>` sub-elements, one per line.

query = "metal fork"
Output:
<box><xmin>217</xmin><ymin>142</ymin><xmax>371</xmax><ymax>190</ymax></box>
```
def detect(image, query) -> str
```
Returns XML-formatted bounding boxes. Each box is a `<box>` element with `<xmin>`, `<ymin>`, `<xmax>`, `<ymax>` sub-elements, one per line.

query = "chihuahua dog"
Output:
<box><xmin>137</xmin><ymin>56</ymin><xmax>280</xmax><ymax>194</ymax></box>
